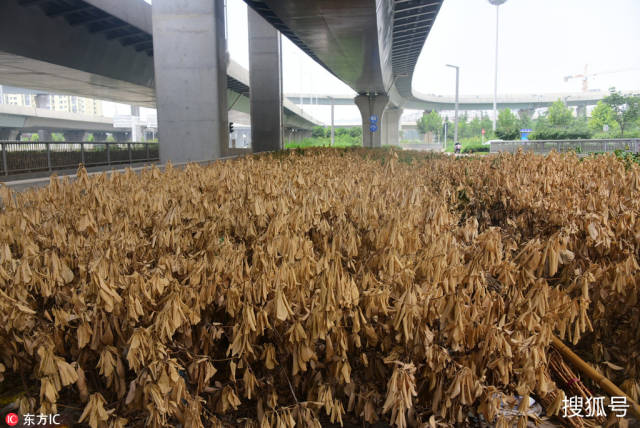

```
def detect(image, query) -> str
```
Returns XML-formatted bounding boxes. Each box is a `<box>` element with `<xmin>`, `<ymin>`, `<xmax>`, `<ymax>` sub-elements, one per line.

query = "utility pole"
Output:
<box><xmin>443</xmin><ymin>120</ymin><xmax>447</xmax><ymax>149</ymax></box>
<box><xmin>446</xmin><ymin>64</ymin><xmax>460</xmax><ymax>145</ymax></box>
<box><xmin>330</xmin><ymin>98</ymin><xmax>335</xmax><ymax>146</ymax></box>
<box><xmin>488</xmin><ymin>0</ymin><xmax>507</xmax><ymax>132</ymax></box>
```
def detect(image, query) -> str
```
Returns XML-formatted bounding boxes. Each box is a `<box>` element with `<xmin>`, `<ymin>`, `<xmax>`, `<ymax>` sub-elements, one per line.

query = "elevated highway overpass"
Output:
<box><xmin>2</xmin><ymin>0</ymin><xmax>446</xmax><ymax>161</ymax></box>
<box><xmin>0</xmin><ymin>104</ymin><xmax>114</xmax><ymax>139</ymax></box>
<box><xmin>286</xmin><ymin>90</ymin><xmax>634</xmax><ymax>111</ymax></box>
<box><xmin>244</xmin><ymin>0</ymin><xmax>444</xmax><ymax>147</ymax></box>
<box><xmin>0</xmin><ymin>0</ymin><xmax>320</xmax><ymax>156</ymax></box>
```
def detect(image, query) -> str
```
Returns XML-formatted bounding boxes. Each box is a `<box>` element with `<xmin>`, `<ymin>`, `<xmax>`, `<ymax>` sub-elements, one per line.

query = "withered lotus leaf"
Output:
<box><xmin>0</xmin><ymin>148</ymin><xmax>638</xmax><ymax>427</ymax></box>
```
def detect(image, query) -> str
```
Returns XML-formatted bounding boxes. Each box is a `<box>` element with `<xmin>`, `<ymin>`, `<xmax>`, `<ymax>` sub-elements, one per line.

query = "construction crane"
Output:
<box><xmin>563</xmin><ymin>64</ymin><xmax>640</xmax><ymax>92</ymax></box>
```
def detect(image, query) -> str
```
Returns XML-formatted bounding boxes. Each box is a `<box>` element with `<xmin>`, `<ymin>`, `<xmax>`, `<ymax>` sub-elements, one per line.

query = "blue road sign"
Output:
<box><xmin>520</xmin><ymin>128</ymin><xmax>532</xmax><ymax>140</ymax></box>
<box><xmin>370</xmin><ymin>115</ymin><xmax>378</xmax><ymax>123</ymax></box>
<box><xmin>370</xmin><ymin>124</ymin><xmax>378</xmax><ymax>132</ymax></box>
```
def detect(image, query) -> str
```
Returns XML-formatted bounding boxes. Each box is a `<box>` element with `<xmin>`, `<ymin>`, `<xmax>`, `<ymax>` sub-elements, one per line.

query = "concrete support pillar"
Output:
<box><xmin>63</xmin><ymin>130</ymin><xmax>86</xmax><ymax>142</ymax></box>
<box><xmin>130</xmin><ymin>105</ymin><xmax>143</xmax><ymax>141</ymax></box>
<box><xmin>35</xmin><ymin>94</ymin><xmax>51</xmax><ymax>110</ymax></box>
<box><xmin>0</xmin><ymin>128</ymin><xmax>19</xmax><ymax>140</ymax></box>
<box><xmin>152</xmin><ymin>0</ymin><xmax>228</xmax><ymax>163</ymax></box>
<box><xmin>38</xmin><ymin>130</ymin><xmax>52</xmax><ymax>141</ymax></box>
<box><xmin>248</xmin><ymin>8</ymin><xmax>283</xmax><ymax>152</ymax></box>
<box><xmin>113</xmin><ymin>132</ymin><xmax>129</xmax><ymax>142</ymax></box>
<box><xmin>381</xmin><ymin>107</ymin><xmax>402</xmax><ymax>147</ymax></box>
<box><xmin>576</xmin><ymin>105</ymin><xmax>587</xmax><ymax>118</ymax></box>
<box><xmin>354</xmin><ymin>94</ymin><xmax>389</xmax><ymax>148</ymax></box>
<box><xmin>92</xmin><ymin>131</ymin><xmax>108</xmax><ymax>142</ymax></box>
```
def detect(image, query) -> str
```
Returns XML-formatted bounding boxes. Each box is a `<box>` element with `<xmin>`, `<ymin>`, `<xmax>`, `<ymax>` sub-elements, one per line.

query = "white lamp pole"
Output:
<box><xmin>446</xmin><ymin>64</ymin><xmax>459</xmax><ymax>145</ymax></box>
<box><xmin>489</xmin><ymin>0</ymin><xmax>507</xmax><ymax>132</ymax></box>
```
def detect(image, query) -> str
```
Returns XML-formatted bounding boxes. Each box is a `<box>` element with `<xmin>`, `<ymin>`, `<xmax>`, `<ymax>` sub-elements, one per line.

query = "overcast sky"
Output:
<box><xmin>113</xmin><ymin>0</ymin><xmax>640</xmax><ymax>124</ymax></box>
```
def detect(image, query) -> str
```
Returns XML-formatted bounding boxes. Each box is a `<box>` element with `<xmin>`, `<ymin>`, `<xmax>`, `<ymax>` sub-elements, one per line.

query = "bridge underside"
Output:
<box><xmin>244</xmin><ymin>0</ymin><xmax>443</xmax><ymax>147</ymax></box>
<box><xmin>0</xmin><ymin>52</ymin><xmax>155</xmax><ymax>107</ymax></box>
<box><xmin>245</xmin><ymin>0</ymin><xmax>442</xmax><ymax>99</ymax></box>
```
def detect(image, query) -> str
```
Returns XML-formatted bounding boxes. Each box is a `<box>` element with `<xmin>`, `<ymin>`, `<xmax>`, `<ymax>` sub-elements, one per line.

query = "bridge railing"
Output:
<box><xmin>0</xmin><ymin>141</ymin><xmax>159</xmax><ymax>176</ymax></box>
<box><xmin>490</xmin><ymin>138</ymin><xmax>640</xmax><ymax>155</ymax></box>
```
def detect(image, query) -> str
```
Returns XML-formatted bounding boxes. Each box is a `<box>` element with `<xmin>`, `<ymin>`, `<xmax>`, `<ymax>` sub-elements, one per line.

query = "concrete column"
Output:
<box><xmin>38</xmin><ymin>130</ymin><xmax>53</xmax><ymax>141</ymax></box>
<box><xmin>381</xmin><ymin>107</ymin><xmax>402</xmax><ymax>147</ymax></box>
<box><xmin>130</xmin><ymin>105</ymin><xmax>144</xmax><ymax>141</ymax></box>
<box><xmin>92</xmin><ymin>131</ymin><xmax>107</xmax><ymax>142</ymax></box>
<box><xmin>0</xmin><ymin>128</ymin><xmax>19</xmax><ymax>140</ymax></box>
<box><xmin>354</xmin><ymin>94</ymin><xmax>389</xmax><ymax>148</ymax></box>
<box><xmin>248</xmin><ymin>8</ymin><xmax>283</xmax><ymax>152</ymax></box>
<box><xmin>63</xmin><ymin>130</ymin><xmax>86</xmax><ymax>142</ymax></box>
<box><xmin>113</xmin><ymin>132</ymin><xmax>129</xmax><ymax>142</ymax></box>
<box><xmin>152</xmin><ymin>0</ymin><xmax>228</xmax><ymax>163</ymax></box>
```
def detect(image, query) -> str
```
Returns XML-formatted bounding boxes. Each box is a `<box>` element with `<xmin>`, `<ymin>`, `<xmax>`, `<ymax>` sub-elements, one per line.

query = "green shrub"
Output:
<box><xmin>462</xmin><ymin>146</ymin><xmax>490</xmax><ymax>153</ymax></box>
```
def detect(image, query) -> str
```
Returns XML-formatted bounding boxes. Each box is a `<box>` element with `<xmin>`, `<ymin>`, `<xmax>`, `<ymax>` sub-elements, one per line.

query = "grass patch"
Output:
<box><xmin>285</xmin><ymin>135</ymin><xmax>362</xmax><ymax>149</ymax></box>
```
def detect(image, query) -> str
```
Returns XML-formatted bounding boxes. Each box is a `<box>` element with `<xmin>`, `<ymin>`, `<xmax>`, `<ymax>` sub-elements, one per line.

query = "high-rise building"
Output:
<box><xmin>3</xmin><ymin>92</ymin><xmax>35</xmax><ymax>106</ymax></box>
<box><xmin>0</xmin><ymin>88</ymin><xmax>102</xmax><ymax>116</ymax></box>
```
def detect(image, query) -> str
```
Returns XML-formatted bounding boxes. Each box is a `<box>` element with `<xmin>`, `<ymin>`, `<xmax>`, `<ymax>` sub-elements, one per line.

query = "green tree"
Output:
<box><xmin>417</xmin><ymin>110</ymin><xmax>442</xmax><ymax>135</ymax></box>
<box><xmin>496</xmin><ymin>108</ymin><xmax>519</xmax><ymax>140</ymax></box>
<box><xmin>335</xmin><ymin>127</ymin><xmax>349</xmax><ymax>137</ymax></box>
<box><xmin>457</xmin><ymin>113</ymin><xmax>469</xmax><ymax>138</ymax></box>
<box><xmin>311</xmin><ymin>126</ymin><xmax>325</xmax><ymax>138</ymax></box>
<box><xmin>349</xmin><ymin>127</ymin><xmax>362</xmax><ymax>138</ymax></box>
<box><xmin>547</xmin><ymin>100</ymin><xmax>573</xmax><ymax>127</ymax></box>
<box><xmin>518</xmin><ymin>109</ymin><xmax>533</xmax><ymax>130</ymax></box>
<box><xmin>588</xmin><ymin>101</ymin><xmax>618</xmax><ymax>134</ymax></box>
<box><xmin>480</xmin><ymin>115</ymin><xmax>494</xmax><ymax>138</ymax></box>
<box><xmin>468</xmin><ymin>117</ymin><xmax>482</xmax><ymax>137</ymax></box>
<box><xmin>603</xmin><ymin>87</ymin><xmax>640</xmax><ymax>137</ymax></box>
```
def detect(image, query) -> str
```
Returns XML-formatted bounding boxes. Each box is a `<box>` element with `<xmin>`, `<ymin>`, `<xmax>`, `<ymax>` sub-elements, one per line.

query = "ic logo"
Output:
<box><xmin>5</xmin><ymin>412</ymin><xmax>19</xmax><ymax>426</ymax></box>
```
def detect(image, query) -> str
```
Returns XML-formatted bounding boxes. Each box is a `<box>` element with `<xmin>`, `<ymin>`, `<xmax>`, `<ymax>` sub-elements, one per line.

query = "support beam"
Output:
<box><xmin>354</xmin><ymin>94</ymin><xmax>389</xmax><ymax>148</ymax></box>
<box><xmin>381</xmin><ymin>107</ymin><xmax>402</xmax><ymax>147</ymax></box>
<box><xmin>152</xmin><ymin>0</ymin><xmax>228</xmax><ymax>163</ymax></box>
<box><xmin>248</xmin><ymin>8</ymin><xmax>283</xmax><ymax>153</ymax></box>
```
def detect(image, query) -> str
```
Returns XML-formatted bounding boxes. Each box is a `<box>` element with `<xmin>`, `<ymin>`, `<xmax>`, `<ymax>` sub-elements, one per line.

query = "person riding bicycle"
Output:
<box><xmin>454</xmin><ymin>142</ymin><xmax>462</xmax><ymax>154</ymax></box>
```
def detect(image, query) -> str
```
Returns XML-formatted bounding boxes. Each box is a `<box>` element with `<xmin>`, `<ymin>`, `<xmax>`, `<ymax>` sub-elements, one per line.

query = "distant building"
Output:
<box><xmin>1</xmin><ymin>87</ymin><xmax>102</xmax><ymax>116</ymax></box>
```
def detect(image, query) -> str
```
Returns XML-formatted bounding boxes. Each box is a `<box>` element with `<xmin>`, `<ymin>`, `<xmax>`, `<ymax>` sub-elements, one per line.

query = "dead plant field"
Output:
<box><xmin>0</xmin><ymin>148</ymin><xmax>638</xmax><ymax>427</ymax></box>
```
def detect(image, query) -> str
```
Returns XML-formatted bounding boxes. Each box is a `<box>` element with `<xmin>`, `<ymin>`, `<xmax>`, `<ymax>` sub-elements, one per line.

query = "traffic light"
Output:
<box><xmin>229</xmin><ymin>122</ymin><xmax>234</xmax><ymax>134</ymax></box>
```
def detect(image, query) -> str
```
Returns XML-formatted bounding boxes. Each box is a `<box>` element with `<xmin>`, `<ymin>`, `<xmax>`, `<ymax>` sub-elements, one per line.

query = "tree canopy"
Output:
<box><xmin>417</xmin><ymin>110</ymin><xmax>442</xmax><ymax>135</ymax></box>
<box><xmin>588</xmin><ymin>101</ymin><xmax>618</xmax><ymax>134</ymax></box>
<box><xmin>603</xmin><ymin>88</ymin><xmax>640</xmax><ymax>137</ymax></box>
<box><xmin>496</xmin><ymin>108</ymin><xmax>520</xmax><ymax>140</ymax></box>
<box><xmin>547</xmin><ymin>100</ymin><xmax>573</xmax><ymax>127</ymax></box>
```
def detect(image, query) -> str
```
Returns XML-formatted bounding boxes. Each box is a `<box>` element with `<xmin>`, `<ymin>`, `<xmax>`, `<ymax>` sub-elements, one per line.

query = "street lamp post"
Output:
<box><xmin>446</xmin><ymin>64</ymin><xmax>460</xmax><ymax>145</ymax></box>
<box><xmin>489</xmin><ymin>0</ymin><xmax>507</xmax><ymax>132</ymax></box>
<box><xmin>330</xmin><ymin>98</ymin><xmax>335</xmax><ymax>146</ymax></box>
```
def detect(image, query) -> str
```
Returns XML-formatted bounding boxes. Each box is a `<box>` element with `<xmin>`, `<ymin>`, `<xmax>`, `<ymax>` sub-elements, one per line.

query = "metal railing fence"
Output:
<box><xmin>0</xmin><ymin>141</ymin><xmax>159</xmax><ymax>176</ymax></box>
<box><xmin>490</xmin><ymin>139</ymin><xmax>640</xmax><ymax>155</ymax></box>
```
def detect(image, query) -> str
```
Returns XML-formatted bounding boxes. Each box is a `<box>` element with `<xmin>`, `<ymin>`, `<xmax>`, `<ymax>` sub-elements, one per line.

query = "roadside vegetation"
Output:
<box><xmin>415</xmin><ymin>87</ymin><xmax>640</xmax><ymax>146</ymax></box>
<box><xmin>285</xmin><ymin>126</ymin><xmax>362</xmax><ymax>148</ymax></box>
